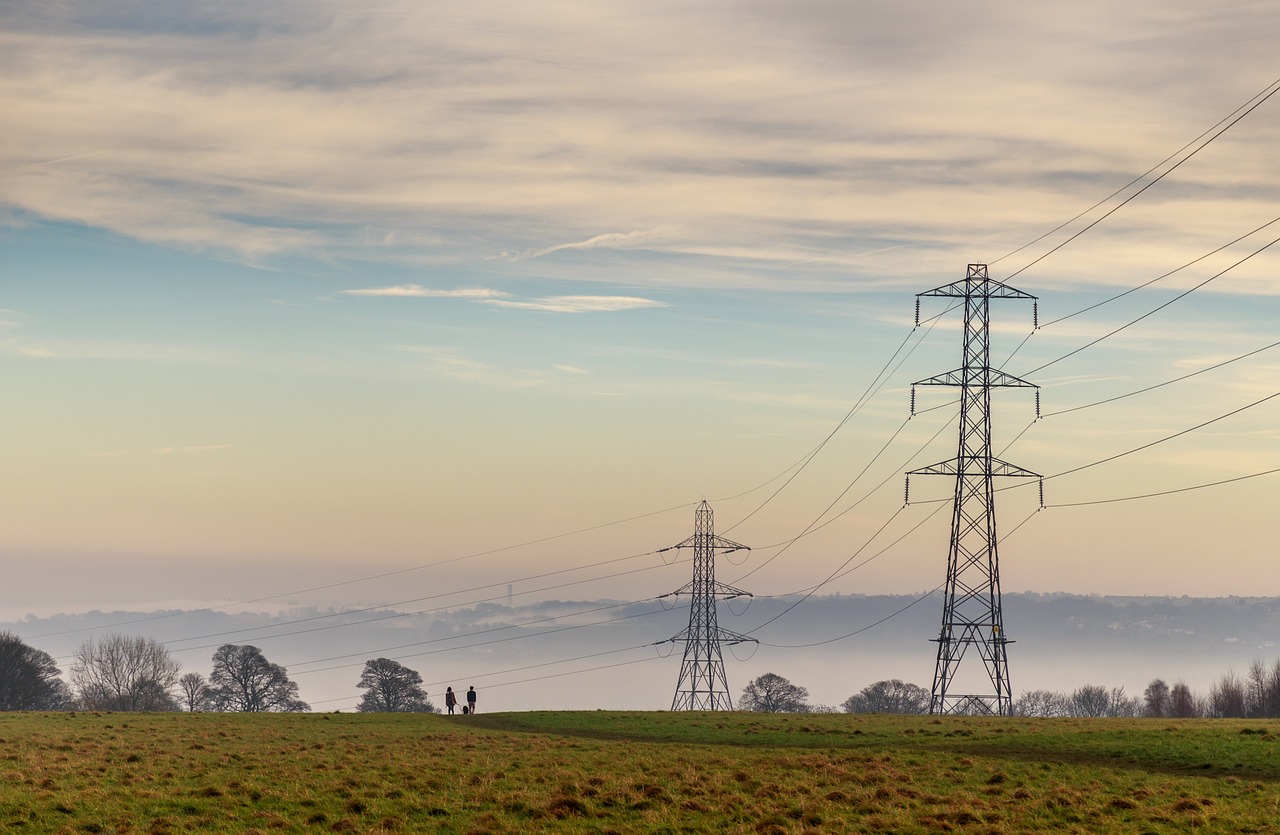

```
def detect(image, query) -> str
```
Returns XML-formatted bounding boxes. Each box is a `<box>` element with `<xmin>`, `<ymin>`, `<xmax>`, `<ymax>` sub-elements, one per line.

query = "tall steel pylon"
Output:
<box><xmin>654</xmin><ymin>500</ymin><xmax>756</xmax><ymax>710</ymax></box>
<box><xmin>907</xmin><ymin>264</ymin><xmax>1040</xmax><ymax>716</ymax></box>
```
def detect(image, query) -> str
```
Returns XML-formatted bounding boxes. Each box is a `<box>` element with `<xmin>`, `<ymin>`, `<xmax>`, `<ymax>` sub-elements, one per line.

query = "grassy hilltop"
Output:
<box><xmin>2</xmin><ymin>710</ymin><xmax>1278</xmax><ymax>832</ymax></box>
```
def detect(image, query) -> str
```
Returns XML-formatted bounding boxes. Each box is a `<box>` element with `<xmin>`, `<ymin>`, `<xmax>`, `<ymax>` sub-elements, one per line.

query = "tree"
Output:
<box><xmin>207</xmin><ymin>645</ymin><xmax>308</xmax><ymax>713</ymax></box>
<box><xmin>1143</xmin><ymin>679</ymin><xmax>1170</xmax><ymax>718</ymax></box>
<box><xmin>1013</xmin><ymin>689</ymin><xmax>1068</xmax><ymax>718</ymax></box>
<box><xmin>739</xmin><ymin>673</ymin><xmax>810</xmax><ymax>713</ymax></box>
<box><xmin>356</xmin><ymin>658</ymin><xmax>436</xmax><ymax>713</ymax></box>
<box><xmin>1106</xmin><ymin>686</ymin><xmax>1142</xmax><ymax>718</ymax></box>
<box><xmin>1169</xmin><ymin>681</ymin><xmax>1201</xmax><ymax>718</ymax></box>
<box><xmin>70</xmin><ymin>634</ymin><xmax>181</xmax><ymax>711</ymax></box>
<box><xmin>179</xmin><ymin>672</ymin><xmax>210</xmax><ymax>712</ymax></box>
<box><xmin>0</xmin><ymin>631</ymin><xmax>72</xmax><ymax>710</ymax></box>
<box><xmin>1066</xmin><ymin>684</ymin><xmax>1112</xmax><ymax>718</ymax></box>
<box><xmin>1210</xmin><ymin>671</ymin><xmax>1247</xmax><ymax>718</ymax></box>
<box><xmin>841</xmin><ymin>679</ymin><xmax>929</xmax><ymax>714</ymax></box>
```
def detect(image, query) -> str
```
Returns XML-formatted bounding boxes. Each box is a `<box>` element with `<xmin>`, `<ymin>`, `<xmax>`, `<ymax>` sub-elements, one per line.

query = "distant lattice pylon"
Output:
<box><xmin>907</xmin><ymin>263</ymin><xmax>1040</xmax><ymax>716</ymax></box>
<box><xmin>654</xmin><ymin>500</ymin><xmax>755</xmax><ymax>710</ymax></box>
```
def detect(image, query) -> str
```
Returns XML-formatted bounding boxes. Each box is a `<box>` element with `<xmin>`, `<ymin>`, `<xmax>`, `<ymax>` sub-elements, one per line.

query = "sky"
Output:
<box><xmin>4</xmin><ymin>0</ymin><xmax>1280</xmax><ymax>667</ymax></box>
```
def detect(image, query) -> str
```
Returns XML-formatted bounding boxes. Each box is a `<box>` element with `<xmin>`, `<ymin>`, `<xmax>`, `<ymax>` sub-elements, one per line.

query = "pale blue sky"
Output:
<box><xmin>3</xmin><ymin>0</ymin><xmax>1280</xmax><ymax>631</ymax></box>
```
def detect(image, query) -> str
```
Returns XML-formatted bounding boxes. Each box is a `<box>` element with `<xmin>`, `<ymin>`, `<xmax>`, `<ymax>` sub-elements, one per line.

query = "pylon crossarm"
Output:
<box><xmin>907</xmin><ymin>458</ymin><xmax>960</xmax><ymax>477</ymax></box>
<box><xmin>660</xmin><ymin>535</ymin><xmax>697</xmax><ymax>552</ymax></box>
<box><xmin>918</xmin><ymin>275</ymin><xmax>1037</xmax><ymax>301</ymax></box>
<box><xmin>988</xmin><ymin>458</ymin><xmax>1040</xmax><ymax>478</ymax></box>
<box><xmin>915</xmin><ymin>368</ymin><xmax>1036</xmax><ymax>389</ymax></box>
<box><xmin>710</xmin><ymin>538</ymin><xmax>749</xmax><ymax>554</ymax></box>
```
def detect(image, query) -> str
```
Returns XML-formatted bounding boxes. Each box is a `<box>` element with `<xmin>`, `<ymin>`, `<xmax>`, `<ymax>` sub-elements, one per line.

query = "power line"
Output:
<box><xmin>1046</xmin><ymin>465</ymin><xmax>1280</xmax><ymax>508</ymax></box>
<box><xmin>1044</xmin><ymin>389</ymin><xmax>1280</xmax><ymax>483</ymax></box>
<box><xmin>309</xmin><ymin>646</ymin><xmax>662</xmax><ymax>708</ymax></box>
<box><xmin>756</xmin><ymin>505</ymin><xmax>1042</xmax><ymax>648</ymax></box>
<box><xmin>1024</xmin><ymin>230</ymin><xmax>1280</xmax><ymax>377</ymax></box>
<box><xmin>286</xmin><ymin>598</ymin><xmax>654</xmax><ymax>671</ymax></box>
<box><xmin>989</xmin><ymin>75</ymin><xmax>1280</xmax><ymax>270</ymax></box>
<box><xmin>1001</xmin><ymin>77</ymin><xmax>1280</xmax><ymax>281</ymax></box>
<box><xmin>289</xmin><ymin>605</ymin><xmax>673</xmax><ymax>678</ymax></box>
<box><xmin>723</xmin><ymin>302</ymin><xmax>957</xmax><ymax>535</ymax></box>
<box><xmin>1043</xmin><ymin>336</ymin><xmax>1280</xmax><ymax>418</ymax></box>
<box><xmin>1044</xmin><ymin>214</ymin><xmax>1280</xmax><ymax>328</ymax></box>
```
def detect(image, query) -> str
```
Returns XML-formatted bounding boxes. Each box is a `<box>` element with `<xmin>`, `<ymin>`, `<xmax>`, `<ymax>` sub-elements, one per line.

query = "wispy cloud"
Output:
<box><xmin>505</xmin><ymin>229</ymin><xmax>670</xmax><ymax>262</ymax></box>
<box><xmin>1</xmin><ymin>3</ymin><xmax>1277</xmax><ymax>293</ymax></box>
<box><xmin>482</xmin><ymin>295</ymin><xmax>667</xmax><ymax>313</ymax></box>
<box><xmin>341</xmin><ymin>284</ymin><xmax>509</xmax><ymax>299</ymax></box>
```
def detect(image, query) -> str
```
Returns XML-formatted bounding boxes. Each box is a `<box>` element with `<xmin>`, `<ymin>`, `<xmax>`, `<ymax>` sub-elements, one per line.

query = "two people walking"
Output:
<box><xmin>444</xmin><ymin>685</ymin><xmax>477</xmax><ymax>715</ymax></box>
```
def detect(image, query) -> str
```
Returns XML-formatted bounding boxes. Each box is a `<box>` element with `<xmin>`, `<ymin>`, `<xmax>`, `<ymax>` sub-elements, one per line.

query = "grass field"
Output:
<box><xmin>2</xmin><ymin>710</ymin><xmax>1279</xmax><ymax>833</ymax></box>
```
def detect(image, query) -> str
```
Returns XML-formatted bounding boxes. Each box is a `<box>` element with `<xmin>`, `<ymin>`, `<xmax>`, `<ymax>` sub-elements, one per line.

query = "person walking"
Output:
<box><xmin>445</xmin><ymin>687</ymin><xmax>457</xmax><ymax>715</ymax></box>
<box><xmin>466</xmin><ymin>686</ymin><xmax>477</xmax><ymax>715</ymax></box>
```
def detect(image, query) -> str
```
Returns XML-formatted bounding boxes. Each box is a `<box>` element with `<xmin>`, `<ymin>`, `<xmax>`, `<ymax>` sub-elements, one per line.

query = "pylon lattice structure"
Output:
<box><xmin>907</xmin><ymin>264</ymin><xmax>1040</xmax><ymax>716</ymax></box>
<box><xmin>655</xmin><ymin>500</ymin><xmax>755</xmax><ymax>710</ymax></box>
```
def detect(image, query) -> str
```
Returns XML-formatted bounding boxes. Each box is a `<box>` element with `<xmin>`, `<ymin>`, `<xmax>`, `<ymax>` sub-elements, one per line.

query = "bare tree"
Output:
<box><xmin>0</xmin><ymin>632</ymin><xmax>72</xmax><ymax>711</ymax></box>
<box><xmin>842</xmin><ymin>680</ymin><xmax>929</xmax><ymax>714</ymax></box>
<box><xmin>207</xmin><ymin>645</ymin><xmax>308</xmax><ymax>713</ymax></box>
<box><xmin>1067</xmin><ymin>684</ymin><xmax>1111</xmax><ymax>718</ymax></box>
<box><xmin>1143</xmin><ymin>679</ymin><xmax>1170</xmax><ymax>718</ymax></box>
<box><xmin>70</xmin><ymin>634</ymin><xmax>181</xmax><ymax>711</ymax></box>
<box><xmin>179</xmin><ymin>672</ymin><xmax>210</xmax><ymax>712</ymax></box>
<box><xmin>1265</xmin><ymin>660</ymin><xmax>1280</xmax><ymax>718</ymax></box>
<box><xmin>1106</xmin><ymin>686</ymin><xmax>1142</xmax><ymax>718</ymax></box>
<box><xmin>1210</xmin><ymin>671</ymin><xmax>1248</xmax><ymax>718</ymax></box>
<box><xmin>1013</xmin><ymin>689</ymin><xmax>1068</xmax><ymax>717</ymax></box>
<box><xmin>1169</xmin><ymin>681</ymin><xmax>1201</xmax><ymax>718</ymax></box>
<box><xmin>356</xmin><ymin>658</ymin><xmax>436</xmax><ymax>713</ymax></box>
<box><xmin>739</xmin><ymin>673</ymin><xmax>810</xmax><ymax>713</ymax></box>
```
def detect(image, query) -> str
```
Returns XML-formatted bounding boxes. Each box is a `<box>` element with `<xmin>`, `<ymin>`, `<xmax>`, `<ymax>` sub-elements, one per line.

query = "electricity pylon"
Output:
<box><xmin>907</xmin><ymin>264</ymin><xmax>1040</xmax><ymax>716</ymax></box>
<box><xmin>655</xmin><ymin>500</ymin><xmax>755</xmax><ymax>710</ymax></box>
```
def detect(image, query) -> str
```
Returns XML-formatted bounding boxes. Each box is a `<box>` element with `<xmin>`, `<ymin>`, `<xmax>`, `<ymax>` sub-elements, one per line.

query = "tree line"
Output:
<box><xmin>0</xmin><ymin>631</ymin><xmax>438</xmax><ymax>713</ymax></box>
<box><xmin>742</xmin><ymin>664</ymin><xmax>1280</xmax><ymax>718</ymax></box>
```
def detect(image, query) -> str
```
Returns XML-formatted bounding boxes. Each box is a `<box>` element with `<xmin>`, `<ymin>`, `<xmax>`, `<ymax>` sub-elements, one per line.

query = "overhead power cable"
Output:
<box><xmin>1044</xmin><ymin>389</ymin><xmax>1280</xmax><ymax>483</ymax></box>
<box><xmin>1023</xmin><ymin>230</ymin><xmax>1280</xmax><ymax>377</ymax></box>
<box><xmin>288</xmin><ymin>604</ymin><xmax>673</xmax><ymax>678</ymax></box>
<box><xmin>1044</xmin><ymin>336</ymin><xmax>1280</xmax><ymax>419</ymax></box>
<box><xmin>286</xmin><ymin>598</ymin><xmax>657</xmax><ymax>671</ymax></box>
<box><xmin>309</xmin><ymin>646</ymin><xmax>663</xmax><ymax>708</ymax></box>
<box><xmin>724</xmin><ymin>302</ymin><xmax>957</xmax><ymax>535</ymax></box>
<box><xmin>1044</xmin><ymin>214</ymin><xmax>1280</xmax><ymax>328</ymax></box>
<box><xmin>989</xmin><ymin>75</ymin><xmax>1280</xmax><ymax>269</ymax></box>
<box><xmin>755</xmin><ymin>504</ymin><xmax>1042</xmax><ymax>647</ymax></box>
<box><xmin>1000</xmin><ymin>76</ymin><xmax>1280</xmax><ymax>281</ymax></box>
<box><xmin>1045</xmin><ymin>465</ymin><xmax>1280</xmax><ymax>508</ymax></box>
<box><xmin>152</xmin><ymin>559</ymin><xmax>676</xmax><ymax>656</ymax></box>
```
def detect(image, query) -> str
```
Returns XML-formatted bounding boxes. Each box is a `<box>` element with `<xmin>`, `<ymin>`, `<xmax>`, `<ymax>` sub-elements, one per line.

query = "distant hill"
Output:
<box><xmin>6</xmin><ymin>592</ymin><xmax>1277</xmax><ymax>711</ymax></box>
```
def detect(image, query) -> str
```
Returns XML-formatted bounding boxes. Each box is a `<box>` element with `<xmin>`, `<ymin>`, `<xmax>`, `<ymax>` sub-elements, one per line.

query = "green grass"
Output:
<box><xmin>2</xmin><ymin>711</ymin><xmax>1280</xmax><ymax>832</ymax></box>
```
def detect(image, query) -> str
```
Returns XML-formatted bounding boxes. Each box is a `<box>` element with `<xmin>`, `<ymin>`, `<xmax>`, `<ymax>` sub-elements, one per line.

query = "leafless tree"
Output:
<box><xmin>1013</xmin><ymin>689</ymin><xmax>1068</xmax><ymax>717</ymax></box>
<box><xmin>1143</xmin><ymin>679</ymin><xmax>1170</xmax><ymax>717</ymax></box>
<box><xmin>1106</xmin><ymin>686</ymin><xmax>1142</xmax><ymax>718</ymax></box>
<box><xmin>1067</xmin><ymin>684</ymin><xmax>1111</xmax><ymax>718</ymax></box>
<box><xmin>1210</xmin><ymin>671</ymin><xmax>1248</xmax><ymax>718</ymax></box>
<box><xmin>739</xmin><ymin>673</ymin><xmax>810</xmax><ymax>713</ymax></box>
<box><xmin>70</xmin><ymin>634</ymin><xmax>181</xmax><ymax>711</ymax></box>
<box><xmin>179</xmin><ymin>672</ymin><xmax>210</xmax><ymax>712</ymax></box>
<box><xmin>207</xmin><ymin>644</ymin><xmax>308</xmax><ymax>713</ymax></box>
<box><xmin>0</xmin><ymin>632</ymin><xmax>72</xmax><ymax>711</ymax></box>
<box><xmin>356</xmin><ymin>658</ymin><xmax>435</xmax><ymax>713</ymax></box>
<box><xmin>1169</xmin><ymin>681</ymin><xmax>1201</xmax><ymax>718</ymax></box>
<box><xmin>842</xmin><ymin>679</ymin><xmax>929</xmax><ymax>714</ymax></box>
